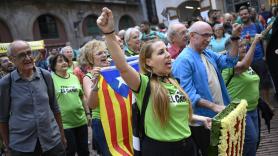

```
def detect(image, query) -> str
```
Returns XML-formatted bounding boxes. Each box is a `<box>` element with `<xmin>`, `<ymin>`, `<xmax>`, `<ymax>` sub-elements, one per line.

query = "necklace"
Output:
<box><xmin>158</xmin><ymin>76</ymin><xmax>170</xmax><ymax>83</ymax></box>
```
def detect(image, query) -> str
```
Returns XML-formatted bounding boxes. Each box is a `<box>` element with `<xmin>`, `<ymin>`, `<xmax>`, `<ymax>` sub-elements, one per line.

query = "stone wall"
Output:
<box><xmin>0</xmin><ymin>0</ymin><xmax>145</xmax><ymax>48</ymax></box>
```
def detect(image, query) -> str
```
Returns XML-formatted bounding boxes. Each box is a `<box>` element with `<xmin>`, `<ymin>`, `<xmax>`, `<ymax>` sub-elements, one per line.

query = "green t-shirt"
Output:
<box><xmin>135</xmin><ymin>74</ymin><xmax>191</xmax><ymax>141</ymax></box>
<box><xmin>85</xmin><ymin>72</ymin><xmax>100</xmax><ymax>119</ymax></box>
<box><xmin>52</xmin><ymin>73</ymin><xmax>87</xmax><ymax>129</ymax></box>
<box><xmin>222</xmin><ymin>68</ymin><xmax>260</xmax><ymax>111</ymax></box>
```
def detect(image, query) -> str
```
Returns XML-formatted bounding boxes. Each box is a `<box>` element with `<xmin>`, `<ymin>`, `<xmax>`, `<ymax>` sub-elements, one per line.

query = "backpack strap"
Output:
<box><xmin>254</xmin><ymin>22</ymin><xmax>264</xmax><ymax>50</ymax></box>
<box><xmin>5</xmin><ymin>69</ymin><xmax>55</xmax><ymax>115</ymax></box>
<box><xmin>8</xmin><ymin>73</ymin><xmax>12</xmax><ymax>115</ymax></box>
<box><xmin>225</xmin><ymin>68</ymin><xmax>235</xmax><ymax>87</ymax></box>
<box><xmin>39</xmin><ymin>68</ymin><xmax>56</xmax><ymax>112</ymax></box>
<box><xmin>139</xmin><ymin>76</ymin><xmax>151</xmax><ymax>138</ymax></box>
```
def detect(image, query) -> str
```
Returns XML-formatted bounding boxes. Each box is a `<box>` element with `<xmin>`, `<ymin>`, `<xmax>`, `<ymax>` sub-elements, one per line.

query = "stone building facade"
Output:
<box><xmin>0</xmin><ymin>0</ymin><xmax>145</xmax><ymax>49</ymax></box>
<box><xmin>155</xmin><ymin>0</ymin><xmax>270</xmax><ymax>25</ymax></box>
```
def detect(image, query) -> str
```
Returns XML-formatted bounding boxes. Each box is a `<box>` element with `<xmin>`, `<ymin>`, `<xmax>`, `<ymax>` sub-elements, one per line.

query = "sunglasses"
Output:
<box><xmin>14</xmin><ymin>50</ymin><xmax>34</xmax><ymax>60</ymax></box>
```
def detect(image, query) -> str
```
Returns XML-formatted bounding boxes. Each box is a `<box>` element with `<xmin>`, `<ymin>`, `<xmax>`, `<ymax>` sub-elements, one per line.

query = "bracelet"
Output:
<box><xmin>103</xmin><ymin>30</ymin><xmax>115</xmax><ymax>35</ymax></box>
<box><xmin>86</xmin><ymin>112</ymin><xmax>91</xmax><ymax>115</ymax></box>
<box><xmin>230</xmin><ymin>36</ymin><xmax>240</xmax><ymax>41</ymax></box>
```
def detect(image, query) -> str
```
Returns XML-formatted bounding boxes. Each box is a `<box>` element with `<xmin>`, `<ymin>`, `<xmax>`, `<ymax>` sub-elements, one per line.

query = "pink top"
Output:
<box><xmin>168</xmin><ymin>44</ymin><xmax>184</xmax><ymax>59</ymax></box>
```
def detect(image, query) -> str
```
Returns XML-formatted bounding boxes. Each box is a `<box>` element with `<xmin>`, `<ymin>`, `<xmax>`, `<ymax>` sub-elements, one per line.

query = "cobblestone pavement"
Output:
<box><xmin>257</xmin><ymin>91</ymin><xmax>278</xmax><ymax>156</ymax></box>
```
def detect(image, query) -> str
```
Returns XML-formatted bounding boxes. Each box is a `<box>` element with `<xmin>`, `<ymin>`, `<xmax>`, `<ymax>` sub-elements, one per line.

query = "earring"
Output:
<box><xmin>146</xmin><ymin>68</ymin><xmax>153</xmax><ymax>78</ymax></box>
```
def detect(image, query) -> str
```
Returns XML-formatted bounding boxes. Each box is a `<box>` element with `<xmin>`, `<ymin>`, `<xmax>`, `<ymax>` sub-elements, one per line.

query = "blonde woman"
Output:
<box><xmin>96</xmin><ymin>7</ymin><xmax>211</xmax><ymax>156</ymax></box>
<box><xmin>80</xmin><ymin>40</ymin><xmax>111</xmax><ymax>156</ymax></box>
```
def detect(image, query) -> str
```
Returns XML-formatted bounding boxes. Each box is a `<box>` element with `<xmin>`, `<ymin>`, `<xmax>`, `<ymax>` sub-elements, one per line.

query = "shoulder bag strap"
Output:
<box><xmin>139</xmin><ymin>77</ymin><xmax>151</xmax><ymax>138</ymax></box>
<box><xmin>8</xmin><ymin>73</ymin><xmax>12</xmax><ymax>113</ymax></box>
<box><xmin>225</xmin><ymin>68</ymin><xmax>235</xmax><ymax>87</ymax></box>
<box><xmin>39</xmin><ymin>68</ymin><xmax>55</xmax><ymax>111</ymax></box>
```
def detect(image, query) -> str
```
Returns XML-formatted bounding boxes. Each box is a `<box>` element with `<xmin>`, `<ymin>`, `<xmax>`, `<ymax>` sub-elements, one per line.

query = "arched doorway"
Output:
<box><xmin>33</xmin><ymin>14</ymin><xmax>67</xmax><ymax>48</ymax></box>
<box><xmin>0</xmin><ymin>19</ymin><xmax>13</xmax><ymax>42</ymax></box>
<box><xmin>119</xmin><ymin>15</ymin><xmax>135</xmax><ymax>30</ymax></box>
<box><xmin>177</xmin><ymin>1</ymin><xmax>201</xmax><ymax>22</ymax></box>
<box><xmin>82</xmin><ymin>14</ymin><xmax>101</xmax><ymax>38</ymax></box>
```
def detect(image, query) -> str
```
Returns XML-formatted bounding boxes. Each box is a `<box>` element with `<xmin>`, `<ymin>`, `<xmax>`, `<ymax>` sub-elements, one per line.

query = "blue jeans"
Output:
<box><xmin>92</xmin><ymin>119</ymin><xmax>111</xmax><ymax>156</ymax></box>
<box><xmin>243</xmin><ymin>108</ymin><xmax>259</xmax><ymax>156</ymax></box>
<box><xmin>64</xmin><ymin>124</ymin><xmax>89</xmax><ymax>156</ymax></box>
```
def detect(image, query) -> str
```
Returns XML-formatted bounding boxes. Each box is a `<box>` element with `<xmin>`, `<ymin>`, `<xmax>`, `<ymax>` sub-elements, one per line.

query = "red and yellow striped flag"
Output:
<box><xmin>99</xmin><ymin>58</ymin><xmax>139</xmax><ymax>156</ymax></box>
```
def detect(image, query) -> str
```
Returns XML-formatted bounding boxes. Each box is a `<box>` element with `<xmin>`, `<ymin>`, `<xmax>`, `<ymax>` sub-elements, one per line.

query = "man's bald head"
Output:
<box><xmin>7</xmin><ymin>40</ymin><xmax>30</xmax><ymax>57</ymax></box>
<box><xmin>223</xmin><ymin>13</ymin><xmax>234</xmax><ymax>24</ymax></box>
<box><xmin>188</xmin><ymin>21</ymin><xmax>212</xmax><ymax>34</ymax></box>
<box><xmin>188</xmin><ymin>21</ymin><xmax>213</xmax><ymax>53</ymax></box>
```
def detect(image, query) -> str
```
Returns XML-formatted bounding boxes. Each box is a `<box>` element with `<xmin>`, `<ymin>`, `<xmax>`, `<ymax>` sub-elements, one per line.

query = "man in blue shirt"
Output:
<box><xmin>172</xmin><ymin>21</ymin><xmax>241</xmax><ymax>156</ymax></box>
<box><xmin>239</xmin><ymin>6</ymin><xmax>274</xmax><ymax>111</ymax></box>
<box><xmin>0</xmin><ymin>40</ymin><xmax>66</xmax><ymax>155</ymax></box>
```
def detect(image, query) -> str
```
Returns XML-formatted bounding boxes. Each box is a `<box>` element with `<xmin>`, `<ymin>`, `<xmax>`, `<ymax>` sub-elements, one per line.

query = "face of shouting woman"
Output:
<box><xmin>146</xmin><ymin>41</ymin><xmax>172</xmax><ymax>77</ymax></box>
<box><xmin>92</xmin><ymin>50</ymin><xmax>110</xmax><ymax>67</ymax></box>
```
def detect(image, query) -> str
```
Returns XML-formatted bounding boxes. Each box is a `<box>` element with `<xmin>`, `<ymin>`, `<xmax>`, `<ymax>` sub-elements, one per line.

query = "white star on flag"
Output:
<box><xmin>116</xmin><ymin>76</ymin><xmax>127</xmax><ymax>88</ymax></box>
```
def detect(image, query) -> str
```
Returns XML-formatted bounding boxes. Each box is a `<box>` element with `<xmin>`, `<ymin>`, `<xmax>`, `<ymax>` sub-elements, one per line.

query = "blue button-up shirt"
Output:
<box><xmin>172</xmin><ymin>47</ymin><xmax>238</xmax><ymax>118</ymax></box>
<box><xmin>0</xmin><ymin>68</ymin><xmax>61</xmax><ymax>152</ymax></box>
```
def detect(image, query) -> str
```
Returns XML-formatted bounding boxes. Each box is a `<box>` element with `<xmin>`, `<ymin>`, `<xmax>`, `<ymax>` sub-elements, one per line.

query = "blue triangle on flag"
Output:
<box><xmin>101</xmin><ymin>59</ymin><xmax>139</xmax><ymax>98</ymax></box>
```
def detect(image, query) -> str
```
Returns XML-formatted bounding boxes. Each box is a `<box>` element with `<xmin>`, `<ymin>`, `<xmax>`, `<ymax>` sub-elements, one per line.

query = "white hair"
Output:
<box><xmin>60</xmin><ymin>46</ymin><xmax>73</xmax><ymax>54</ymax></box>
<box><xmin>124</xmin><ymin>28</ymin><xmax>141</xmax><ymax>45</ymax></box>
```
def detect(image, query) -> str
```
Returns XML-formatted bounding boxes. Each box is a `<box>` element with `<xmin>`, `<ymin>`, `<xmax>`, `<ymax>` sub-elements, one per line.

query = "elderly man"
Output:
<box><xmin>0</xmin><ymin>53</ymin><xmax>15</xmax><ymax>79</ymax></box>
<box><xmin>0</xmin><ymin>40</ymin><xmax>66</xmax><ymax>155</ymax></box>
<box><xmin>167</xmin><ymin>23</ymin><xmax>188</xmax><ymax>59</ymax></box>
<box><xmin>223</xmin><ymin>13</ymin><xmax>234</xmax><ymax>35</ymax></box>
<box><xmin>124</xmin><ymin>27</ymin><xmax>141</xmax><ymax>56</ymax></box>
<box><xmin>172</xmin><ymin>21</ymin><xmax>241</xmax><ymax>156</ymax></box>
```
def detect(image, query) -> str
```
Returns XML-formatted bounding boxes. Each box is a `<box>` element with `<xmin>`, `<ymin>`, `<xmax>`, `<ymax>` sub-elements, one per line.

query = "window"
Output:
<box><xmin>38</xmin><ymin>15</ymin><xmax>59</xmax><ymax>39</ymax></box>
<box><xmin>84</xmin><ymin>15</ymin><xmax>101</xmax><ymax>37</ymax></box>
<box><xmin>119</xmin><ymin>15</ymin><xmax>135</xmax><ymax>30</ymax></box>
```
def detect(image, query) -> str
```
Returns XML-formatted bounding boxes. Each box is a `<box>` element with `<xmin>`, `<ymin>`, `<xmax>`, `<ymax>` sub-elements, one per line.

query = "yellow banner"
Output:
<box><xmin>0</xmin><ymin>40</ymin><xmax>45</xmax><ymax>54</ymax></box>
<box><xmin>269</xmin><ymin>0</ymin><xmax>278</xmax><ymax>5</ymax></box>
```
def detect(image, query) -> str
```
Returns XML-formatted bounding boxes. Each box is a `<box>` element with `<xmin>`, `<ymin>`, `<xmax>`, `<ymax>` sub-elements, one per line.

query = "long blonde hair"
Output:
<box><xmin>139</xmin><ymin>40</ymin><xmax>193</xmax><ymax>126</ymax></box>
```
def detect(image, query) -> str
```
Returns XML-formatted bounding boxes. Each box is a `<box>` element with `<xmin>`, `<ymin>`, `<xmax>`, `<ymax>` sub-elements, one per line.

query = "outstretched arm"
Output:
<box><xmin>97</xmin><ymin>7</ymin><xmax>140</xmax><ymax>91</ymax></box>
<box><xmin>234</xmin><ymin>34</ymin><xmax>262</xmax><ymax>74</ymax></box>
<box><xmin>228</xmin><ymin>23</ymin><xmax>242</xmax><ymax>57</ymax></box>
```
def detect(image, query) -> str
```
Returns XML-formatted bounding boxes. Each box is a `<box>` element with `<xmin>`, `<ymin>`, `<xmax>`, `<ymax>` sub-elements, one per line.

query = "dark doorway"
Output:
<box><xmin>235</xmin><ymin>1</ymin><xmax>250</xmax><ymax>12</ymax></box>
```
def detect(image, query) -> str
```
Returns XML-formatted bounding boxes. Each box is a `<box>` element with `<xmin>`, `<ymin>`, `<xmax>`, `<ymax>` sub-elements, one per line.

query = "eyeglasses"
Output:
<box><xmin>193</xmin><ymin>32</ymin><xmax>213</xmax><ymax>38</ymax></box>
<box><xmin>0</xmin><ymin>59</ymin><xmax>10</xmax><ymax>64</ymax></box>
<box><xmin>14</xmin><ymin>50</ymin><xmax>33</xmax><ymax>60</ymax></box>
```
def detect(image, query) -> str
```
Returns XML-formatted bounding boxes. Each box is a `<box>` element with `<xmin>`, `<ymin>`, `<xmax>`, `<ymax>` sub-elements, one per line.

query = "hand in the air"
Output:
<box><xmin>97</xmin><ymin>7</ymin><xmax>115</xmax><ymax>34</ymax></box>
<box><xmin>231</xmin><ymin>23</ymin><xmax>243</xmax><ymax>37</ymax></box>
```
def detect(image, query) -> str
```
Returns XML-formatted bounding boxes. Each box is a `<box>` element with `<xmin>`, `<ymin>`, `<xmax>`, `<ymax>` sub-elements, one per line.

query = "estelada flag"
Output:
<box><xmin>99</xmin><ymin>57</ymin><xmax>139</xmax><ymax>156</ymax></box>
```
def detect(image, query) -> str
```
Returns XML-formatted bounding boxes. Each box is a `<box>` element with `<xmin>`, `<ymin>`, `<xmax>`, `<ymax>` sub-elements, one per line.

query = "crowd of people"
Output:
<box><xmin>0</xmin><ymin>3</ymin><xmax>277</xmax><ymax>156</ymax></box>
